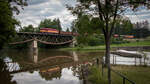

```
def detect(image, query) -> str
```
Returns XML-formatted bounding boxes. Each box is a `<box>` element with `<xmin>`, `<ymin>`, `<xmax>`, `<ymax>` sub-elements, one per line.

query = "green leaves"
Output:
<box><xmin>0</xmin><ymin>0</ymin><xmax>26</xmax><ymax>49</ymax></box>
<box><xmin>38</xmin><ymin>18</ymin><xmax>62</xmax><ymax>31</ymax></box>
<box><xmin>19</xmin><ymin>25</ymin><xmax>34</xmax><ymax>32</ymax></box>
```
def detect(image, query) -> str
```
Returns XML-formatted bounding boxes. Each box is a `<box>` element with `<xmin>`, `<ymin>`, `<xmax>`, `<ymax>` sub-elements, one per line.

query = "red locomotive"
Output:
<box><xmin>40</xmin><ymin>28</ymin><xmax>78</xmax><ymax>36</ymax></box>
<box><xmin>40</xmin><ymin>28</ymin><xmax>59</xmax><ymax>33</ymax></box>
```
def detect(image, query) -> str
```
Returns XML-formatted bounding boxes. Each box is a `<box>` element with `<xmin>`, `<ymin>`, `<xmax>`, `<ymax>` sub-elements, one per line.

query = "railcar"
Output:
<box><xmin>40</xmin><ymin>28</ymin><xmax>59</xmax><ymax>34</ymax></box>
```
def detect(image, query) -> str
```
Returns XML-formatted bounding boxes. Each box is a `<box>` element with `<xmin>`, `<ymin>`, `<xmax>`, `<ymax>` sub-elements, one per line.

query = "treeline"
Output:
<box><xmin>71</xmin><ymin>15</ymin><xmax>150</xmax><ymax>46</ymax></box>
<box><xmin>19</xmin><ymin>18</ymin><xmax>63</xmax><ymax>32</ymax></box>
<box><xmin>114</xmin><ymin>20</ymin><xmax>150</xmax><ymax>38</ymax></box>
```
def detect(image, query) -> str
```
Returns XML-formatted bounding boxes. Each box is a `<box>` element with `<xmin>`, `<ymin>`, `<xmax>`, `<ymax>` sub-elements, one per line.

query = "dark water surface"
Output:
<box><xmin>0</xmin><ymin>49</ymin><xmax>104</xmax><ymax>84</ymax></box>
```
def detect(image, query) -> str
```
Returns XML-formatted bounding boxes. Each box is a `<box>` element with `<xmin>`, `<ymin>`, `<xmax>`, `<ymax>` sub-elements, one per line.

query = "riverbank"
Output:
<box><xmin>60</xmin><ymin>40</ymin><xmax>150</xmax><ymax>51</ymax></box>
<box><xmin>88</xmin><ymin>65</ymin><xmax>150</xmax><ymax>84</ymax></box>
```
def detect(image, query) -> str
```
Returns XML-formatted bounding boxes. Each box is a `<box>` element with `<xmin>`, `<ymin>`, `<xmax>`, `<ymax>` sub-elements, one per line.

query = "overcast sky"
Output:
<box><xmin>15</xmin><ymin>0</ymin><xmax>150</xmax><ymax>31</ymax></box>
<box><xmin>15</xmin><ymin>0</ymin><xmax>77</xmax><ymax>31</ymax></box>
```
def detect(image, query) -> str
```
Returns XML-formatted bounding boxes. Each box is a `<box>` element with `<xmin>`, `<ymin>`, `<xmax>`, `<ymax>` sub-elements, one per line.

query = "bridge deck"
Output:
<box><xmin>17</xmin><ymin>32</ymin><xmax>75</xmax><ymax>36</ymax></box>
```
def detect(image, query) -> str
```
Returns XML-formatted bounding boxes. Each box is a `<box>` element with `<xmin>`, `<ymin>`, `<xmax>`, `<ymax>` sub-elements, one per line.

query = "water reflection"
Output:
<box><xmin>2</xmin><ymin>49</ymin><xmax>103</xmax><ymax>84</ymax></box>
<box><xmin>0</xmin><ymin>59</ymin><xmax>17</xmax><ymax>84</ymax></box>
<box><xmin>11</xmin><ymin>67</ymin><xmax>81</xmax><ymax>84</ymax></box>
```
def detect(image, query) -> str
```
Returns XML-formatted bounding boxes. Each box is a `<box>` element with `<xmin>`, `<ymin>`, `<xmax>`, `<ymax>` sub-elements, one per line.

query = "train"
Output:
<box><xmin>40</xmin><ymin>28</ymin><xmax>59</xmax><ymax>33</ymax></box>
<box><xmin>113</xmin><ymin>34</ymin><xmax>134</xmax><ymax>39</ymax></box>
<box><xmin>40</xmin><ymin>28</ymin><xmax>78</xmax><ymax>35</ymax></box>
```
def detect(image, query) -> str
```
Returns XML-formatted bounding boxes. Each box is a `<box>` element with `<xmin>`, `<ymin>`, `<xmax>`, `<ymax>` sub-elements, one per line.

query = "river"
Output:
<box><xmin>0</xmin><ymin>49</ymin><xmax>104</xmax><ymax>84</ymax></box>
<box><xmin>0</xmin><ymin>49</ymin><xmax>150</xmax><ymax>84</ymax></box>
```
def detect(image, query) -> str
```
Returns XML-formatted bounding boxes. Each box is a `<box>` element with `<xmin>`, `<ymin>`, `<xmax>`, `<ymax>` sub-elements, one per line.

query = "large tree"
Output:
<box><xmin>19</xmin><ymin>24</ymin><xmax>34</xmax><ymax>32</ymax></box>
<box><xmin>38</xmin><ymin>18</ymin><xmax>62</xmax><ymax>31</ymax></box>
<box><xmin>67</xmin><ymin>0</ymin><xmax>150</xmax><ymax>84</ymax></box>
<box><xmin>0</xmin><ymin>0</ymin><xmax>27</xmax><ymax>49</ymax></box>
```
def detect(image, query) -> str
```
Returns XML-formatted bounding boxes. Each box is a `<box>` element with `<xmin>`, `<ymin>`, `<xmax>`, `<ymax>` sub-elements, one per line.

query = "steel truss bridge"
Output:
<box><xmin>9</xmin><ymin>32</ymin><xmax>75</xmax><ymax>45</ymax></box>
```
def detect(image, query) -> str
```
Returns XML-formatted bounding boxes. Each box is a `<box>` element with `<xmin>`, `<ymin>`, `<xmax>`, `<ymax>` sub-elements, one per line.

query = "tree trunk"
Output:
<box><xmin>105</xmin><ymin>36</ymin><xmax>111</xmax><ymax>84</ymax></box>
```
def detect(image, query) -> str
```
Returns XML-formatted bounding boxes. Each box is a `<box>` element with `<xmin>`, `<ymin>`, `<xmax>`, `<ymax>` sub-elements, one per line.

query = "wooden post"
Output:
<box><xmin>140</xmin><ymin>58</ymin><xmax>142</xmax><ymax>66</ymax></box>
<box><xmin>135</xmin><ymin>57</ymin><xmax>136</xmax><ymax>66</ymax></box>
<box><xmin>113</xmin><ymin>54</ymin><xmax>114</xmax><ymax>65</ymax></box>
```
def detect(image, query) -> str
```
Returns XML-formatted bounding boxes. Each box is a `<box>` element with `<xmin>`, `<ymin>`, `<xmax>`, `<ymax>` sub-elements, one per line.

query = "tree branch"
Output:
<box><xmin>109</xmin><ymin>0</ymin><xmax>119</xmax><ymax>38</ymax></box>
<box><xmin>97</xmin><ymin>0</ymin><xmax>106</xmax><ymax>21</ymax></box>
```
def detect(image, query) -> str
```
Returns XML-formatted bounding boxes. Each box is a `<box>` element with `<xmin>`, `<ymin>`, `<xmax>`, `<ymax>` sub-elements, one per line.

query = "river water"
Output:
<box><xmin>0</xmin><ymin>49</ymin><xmax>150</xmax><ymax>84</ymax></box>
<box><xmin>0</xmin><ymin>49</ymin><xmax>104</xmax><ymax>84</ymax></box>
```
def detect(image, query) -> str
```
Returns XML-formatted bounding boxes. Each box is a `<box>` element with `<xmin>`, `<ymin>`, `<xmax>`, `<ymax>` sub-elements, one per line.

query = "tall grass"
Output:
<box><xmin>88</xmin><ymin>65</ymin><xmax>150</xmax><ymax>84</ymax></box>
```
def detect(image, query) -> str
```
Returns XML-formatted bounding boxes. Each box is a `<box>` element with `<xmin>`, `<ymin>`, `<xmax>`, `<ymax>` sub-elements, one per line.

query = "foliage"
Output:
<box><xmin>114</xmin><ymin>19</ymin><xmax>133</xmax><ymax>35</ymax></box>
<box><xmin>66</xmin><ymin>28</ymin><xmax>70</xmax><ymax>32</ymax></box>
<box><xmin>0</xmin><ymin>59</ymin><xmax>17</xmax><ymax>84</ymax></box>
<box><xmin>0</xmin><ymin>0</ymin><xmax>27</xmax><ymax>49</ymax></box>
<box><xmin>19</xmin><ymin>24</ymin><xmax>35</xmax><ymax>32</ymax></box>
<box><xmin>88</xmin><ymin>35</ymin><xmax>104</xmax><ymax>46</ymax></box>
<box><xmin>73</xmin><ymin>15</ymin><xmax>102</xmax><ymax>46</ymax></box>
<box><xmin>38</xmin><ymin>18</ymin><xmax>62</xmax><ymax>31</ymax></box>
<box><xmin>88</xmin><ymin>66</ymin><xmax>107</xmax><ymax>84</ymax></box>
<box><xmin>132</xmin><ymin>28</ymin><xmax>150</xmax><ymax>38</ymax></box>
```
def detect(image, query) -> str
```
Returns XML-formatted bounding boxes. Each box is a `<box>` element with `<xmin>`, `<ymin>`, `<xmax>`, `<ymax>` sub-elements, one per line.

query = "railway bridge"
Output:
<box><xmin>10</xmin><ymin>32</ymin><xmax>76</xmax><ymax>46</ymax></box>
<box><xmin>9</xmin><ymin>32</ymin><xmax>77</xmax><ymax>61</ymax></box>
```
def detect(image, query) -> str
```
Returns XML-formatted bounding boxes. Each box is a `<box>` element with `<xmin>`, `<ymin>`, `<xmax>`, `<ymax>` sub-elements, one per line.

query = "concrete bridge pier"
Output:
<box><xmin>29</xmin><ymin>39</ymin><xmax>38</xmax><ymax>63</ymax></box>
<box><xmin>72</xmin><ymin>51</ymin><xmax>79</xmax><ymax>62</ymax></box>
<box><xmin>70</xmin><ymin>37</ymin><xmax>77</xmax><ymax>47</ymax></box>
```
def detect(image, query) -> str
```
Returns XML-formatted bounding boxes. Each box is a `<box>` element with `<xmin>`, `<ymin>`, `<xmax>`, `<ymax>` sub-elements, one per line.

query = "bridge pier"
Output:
<box><xmin>29</xmin><ymin>39</ymin><xmax>38</xmax><ymax>63</ymax></box>
<box><xmin>70</xmin><ymin>37</ymin><xmax>77</xmax><ymax>47</ymax></box>
<box><xmin>72</xmin><ymin>51</ymin><xmax>78</xmax><ymax>61</ymax></box>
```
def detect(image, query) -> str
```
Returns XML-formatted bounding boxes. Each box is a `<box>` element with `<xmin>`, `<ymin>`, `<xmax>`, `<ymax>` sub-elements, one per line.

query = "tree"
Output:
<box><xmin>38</xmin><ymin>18</ymin><xmax>62</xmax><ymax>31</ymax></box>
<box><xmin>19</xmin><ymin>24</ymin><xmax>34</xmax><ymax>32</ymax></box>
<box><xmin>66</xmin><ymin>28</ymin><xmax>70</xmax><ymax>32</ymax></box>
<box><xmin>0</xmin><ymin>0</ymin><xmax>27</xmax><ymax>49</ymax></box>
<box><xmin>114</xmin><ymin>19</ymin><xmax>133</xmax><ymax>35</ymax></box>
<box><xmin>71</xmin><ymin>15</ymin><xmax>102</xmax><ymax>46</ymax></box>
<box><xmin>67</xmin><ymin>0</ymin><xmax>150</xmax><ymax>84</ymax></box>
<box><xmin>74</xmin><ymin>15</ymin><xmax>93</xmax><ymax>45</ymax></box>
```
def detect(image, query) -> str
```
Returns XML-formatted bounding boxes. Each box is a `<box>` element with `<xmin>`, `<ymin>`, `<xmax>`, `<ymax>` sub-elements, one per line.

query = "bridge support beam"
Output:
<box><xmin>29</xmin><ymin>39</ymin><xmax>38</xmax><ymax>63</ymax></box>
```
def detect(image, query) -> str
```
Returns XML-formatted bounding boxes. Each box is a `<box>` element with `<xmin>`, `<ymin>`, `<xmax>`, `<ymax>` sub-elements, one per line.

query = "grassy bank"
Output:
<box><xmin>88</xmin><ymin>65</ymin><xmax>150</xmax><ymax>84</ymax></box>
<box><xmin>60</xmin><ymin>40</ymin><xmax>150</xmax><ymax>51</ymax></box>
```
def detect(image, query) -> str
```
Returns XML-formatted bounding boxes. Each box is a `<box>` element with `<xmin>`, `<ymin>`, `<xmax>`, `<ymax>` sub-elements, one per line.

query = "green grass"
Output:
<box><xmin>88</xmin><ymin>65</ymin><xmax>150</xmax><ymax>84</ymax></box>
<box><xmin>112</xmin><ymin>66</ymin><xmax>150</xmax><ymax>84</ymax></box>
<box><xmin>60</xmin><ymin>40</ymin><xmax>150</xmax><ymax>51</ymax></box>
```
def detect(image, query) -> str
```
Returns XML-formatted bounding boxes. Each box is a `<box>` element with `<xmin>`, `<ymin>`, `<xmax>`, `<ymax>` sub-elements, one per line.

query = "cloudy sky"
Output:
<box><xmin>15</xmin><ymin>0</ymin><xmax>150</xmax><ymax>30</ymax></box>
<box><xmin>15</xmin><ymin>0</ymin><xmax>77</xmax><ymax>31</ymax></box>
<box><xmin>124</xmin><ymin>6</ymin><xmax>150</xmax><ymax>24</ymax></box>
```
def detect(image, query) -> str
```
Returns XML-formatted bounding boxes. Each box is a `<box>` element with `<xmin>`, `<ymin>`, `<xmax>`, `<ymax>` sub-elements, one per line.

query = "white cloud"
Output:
<box><xmin>124</xmin><ymin>7</ymin><xmax>150</xmax><ymax>24</ymax></box>
<box><xmin>15</xmin><ymin>0</ymin><xmax>77</xmax><ymax>31</ymax></box>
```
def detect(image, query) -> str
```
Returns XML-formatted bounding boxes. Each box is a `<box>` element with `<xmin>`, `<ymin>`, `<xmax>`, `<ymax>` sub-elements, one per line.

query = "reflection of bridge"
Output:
<box><xmin>6</xmin><ymin>51</ymin><xmax>80</xmax><ymax>74</ymax></box>
<box><xmin>7</xmin><ymin>58</ymin><xmax>92</xmax><ymax>74</ymax></box>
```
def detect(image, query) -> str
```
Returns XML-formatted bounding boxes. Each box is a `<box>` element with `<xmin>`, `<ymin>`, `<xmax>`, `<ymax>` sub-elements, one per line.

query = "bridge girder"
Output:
<box><xmin>10</xmin><ymin>32</ymin><xmax>74</xmax><ymax>45</ymax></box>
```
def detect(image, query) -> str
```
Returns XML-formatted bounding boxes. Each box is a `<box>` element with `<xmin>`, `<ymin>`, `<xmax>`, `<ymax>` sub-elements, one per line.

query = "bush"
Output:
<box><xmin>88</xmin><ymin>36</ymin><xmax>103</xmax><ymax>46</ymax></box>
<box><xmin>88</xmin><ymin>66</ymin><xmax>107</xmax><ymax>84</ymax></box>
